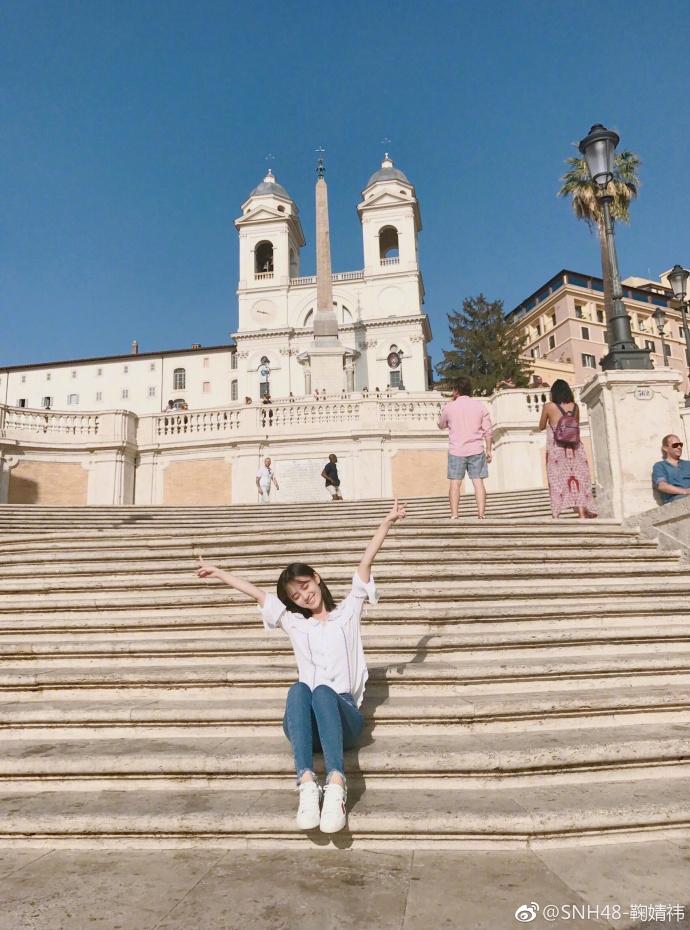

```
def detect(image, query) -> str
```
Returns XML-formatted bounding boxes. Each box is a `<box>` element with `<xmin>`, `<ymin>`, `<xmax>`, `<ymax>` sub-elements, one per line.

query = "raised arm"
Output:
<box><xmin>196</xmin><ymin>556</ymin><xmax>267</xmax><ymax>606</ymax></box>
<box><xmin>357</xmin><ymin>499</ymin><xmax>406</xmax><ymax>583</ymax></box>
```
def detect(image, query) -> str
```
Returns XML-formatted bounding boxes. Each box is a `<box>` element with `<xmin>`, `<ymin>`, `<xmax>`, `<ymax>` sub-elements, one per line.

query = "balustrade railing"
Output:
<box><xmin>155</xmin><ymin>408</ymin><xmax>242</xmax><ymax>437</ymax></box>
<box><xmin>0</xmin><ymin>406</ymin><xmax>100</xmax><ymax>437</ymax></box>
<box><xmin>289</xmin><ymin>270</ymin><xmax>364</xmax><ymax>286</ymax></box>
<box><xmin>254</xmin><ymin>272</ymin><xmax>274</xmax><ymax>281</ymax></box>
<box><xmin>380</xmin><ymin>257</ymin><xmax>400</xmax><ymax>266</ymax></box>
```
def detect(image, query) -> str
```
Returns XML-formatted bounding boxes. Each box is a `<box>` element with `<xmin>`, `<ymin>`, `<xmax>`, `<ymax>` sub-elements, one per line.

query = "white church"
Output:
<box><xmin>0</xmin><ymin>156</ymin><xmax>432</xmax><ymax>414</ymax></box>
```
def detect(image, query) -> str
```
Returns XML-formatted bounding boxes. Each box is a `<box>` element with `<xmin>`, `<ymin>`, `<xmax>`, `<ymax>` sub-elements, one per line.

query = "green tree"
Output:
<box><xmin>435</xmin><ymin>294</ymin><xmax>531</xmax><ymax>395</ymax></box>
<box><xmin>558</xmin><ymin>150</ymin><xmax>640</xmax><ymax>319</ymax></box>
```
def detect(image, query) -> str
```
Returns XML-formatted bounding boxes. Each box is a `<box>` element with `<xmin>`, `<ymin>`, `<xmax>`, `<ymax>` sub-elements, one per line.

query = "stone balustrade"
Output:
<box><xmin>7</xmin><ymin>387</ymin><xmax>678</xmax><ymax>508</ymax></box>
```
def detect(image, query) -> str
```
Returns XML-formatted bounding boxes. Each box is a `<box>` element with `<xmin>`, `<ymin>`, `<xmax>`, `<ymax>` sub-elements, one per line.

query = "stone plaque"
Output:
<box><xmin>634</xmin><ymin>386</ymin><xmax>653</xmax><ymax>401</ymax></box>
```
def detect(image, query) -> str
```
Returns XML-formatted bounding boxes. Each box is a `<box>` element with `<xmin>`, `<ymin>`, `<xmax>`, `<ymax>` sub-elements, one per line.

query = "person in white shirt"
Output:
<box><xmin>196</xmin><ymin>499</ymin><xmax>407</xmax><ymax>834</ymax></box>
<box><xmin>255</xmin><ymin>457</ymin><xmax>279</xmax><ymax>504</ymax></box>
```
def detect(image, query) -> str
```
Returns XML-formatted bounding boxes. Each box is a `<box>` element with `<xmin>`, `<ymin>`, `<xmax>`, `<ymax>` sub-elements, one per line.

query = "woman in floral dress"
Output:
<box><xmin>538</xmin><ymin>379</ymin><xmax>597</xmax><ymax>519</ymax></box>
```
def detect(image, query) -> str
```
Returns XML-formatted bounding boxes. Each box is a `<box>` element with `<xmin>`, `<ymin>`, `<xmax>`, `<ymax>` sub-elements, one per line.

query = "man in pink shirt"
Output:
<box><xmin>437</xmin><ymin>377</ymin><xmax>493</xmax><ymax>520</ymax></box>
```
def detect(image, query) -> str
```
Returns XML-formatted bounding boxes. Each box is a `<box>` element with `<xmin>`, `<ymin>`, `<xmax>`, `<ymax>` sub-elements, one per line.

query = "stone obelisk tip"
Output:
<box><xmin>313</xmin><ymin>167</ymin><xmax>338</xmax><ymax>344</ymax></box>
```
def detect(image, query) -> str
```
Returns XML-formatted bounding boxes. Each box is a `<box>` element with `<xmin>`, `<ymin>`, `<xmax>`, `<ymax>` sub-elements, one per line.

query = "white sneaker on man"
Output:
<box><xmin>296</xmin><ymin>781</ymin><xmax>322</xmax><ymax>830</ymax></box>
<box><xmin>320</xmin><ymin>783</ymin><xmax>347</xmax><ymax>833</ymax></box>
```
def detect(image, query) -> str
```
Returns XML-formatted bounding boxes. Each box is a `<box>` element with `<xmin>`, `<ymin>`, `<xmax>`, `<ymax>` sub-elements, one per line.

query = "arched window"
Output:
<box><xmin>173</xmin><ymin>368</ymin><xmax>186</xmax><ymax>390</ymax></box>
<box><xmin>379</xmin><ymin>226</ymin><xmax>399</xmax><ymax>261</ymax></box>
<box><xmin>303</xmin><ymin>308</ymin><xmax>314</xmax><ymax>327</ymax></box>
<box><xmin>231</xmin><ymin>379</ymin><xmax>238</xmax><ymax>401</ymax></box>
<box><xmin>289</xmin><ymin>247</ymin><xmax>298</xmax><ymax>278</ymax></box>
<box><xmin>255</xmin><ymin>241</ymin><xmax>274</xmax><ymax>275</ymax></box>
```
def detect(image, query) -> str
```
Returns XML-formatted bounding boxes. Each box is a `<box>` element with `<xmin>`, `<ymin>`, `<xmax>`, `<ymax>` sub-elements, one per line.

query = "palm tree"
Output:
<box><xmin>558</xmin><ymin>151</ymin><xmax>641</xmax><ymax>320</ymax></box>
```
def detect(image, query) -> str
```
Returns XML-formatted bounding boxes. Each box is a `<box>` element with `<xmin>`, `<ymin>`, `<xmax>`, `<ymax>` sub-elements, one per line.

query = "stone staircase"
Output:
<box><xmin>1</xmin><ymin>489</ymin><xmax>690</xmax><ymax>849</ymax></box>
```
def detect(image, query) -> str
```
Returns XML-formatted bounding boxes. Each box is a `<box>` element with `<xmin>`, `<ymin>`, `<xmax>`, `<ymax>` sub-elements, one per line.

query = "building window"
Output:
<box><xmin>71</xmin><ymin>370</ymin><xmax>77</xmax><ymax>378</ymax></box>
<box><xmin>203</xmin><ymin>357</ymin><xmax>210</xmax><ymax>368</ymax></box>
<box><xmin>96</xmin><ymin>392</ymin><xmax>102</xmax><ymax>401</ymax></box>
<box><xmin>121</xmin><ymin>389</ymin><xmax>129</xmax><ymax>399</ymax></box>
<box><xmin>20</xmin><ymin>374</ymin><xmax>26</xmax><ymax>383</ymax></box>
<box><xmin>42</xmin><ymin>396</ymin><xmax>52</xmax><ymax>408</ymax></box>
<box><xmin>17</xmin><ymin>398</ymin><xmax>27</xmax><ymax>407</ymax></box>
<box><xmin>378</xmin><ymin>225</ymin><xmax>400</xmax><ymax>260</ymax></box>
<box><xmin>549</xmin><ymin>312</ymin><xmax>556</xmax><ymax>327</ymax></box>
<box><xmin>389</xmin><ymin>369</ymin><xmax>402</xmax><ymax>388</ymax></box>
<box><xmin>67</xmin><ymin>394</ymin><xmax>79</xmax><ymax>404</ymax></box>
<box><xmin>535</xmin><ymin>322</ymin><xmax>542</xmax><ymax>336</ymax></box>
<box><xmin>149</xmin><ymin>362</ymin><xmax>156</xmax><ymax>372</ymax></box>
<box><xmin>644</xmin><ymin>339</ymin><xmax>656</xmax><ymax>353</ymax></box>
<box><xmin>259</xmin><ymin>381</ymin><xmax>270</xmax><ymax>398</ymax></box>
<box><xmin>581</xmin><ymin>354</ymin><xmax>596</xmax><ymax>368</ymax></box>
<box><xmin>148</xmin><ymin>386</ymin><xmax>156</xmax><ymax>397</ymax></box>
<box><xmin>123</xmin><ymin>365</ymin><xmax>129</xmax><ymax>374</ymax></box>
<box><xmin>596</xmin><ymin>307</ymin><xmax>605</xmax><ymax>323</ymax></box>
<box><xmin>96</xmin><ymin>368</ymin><xmax>103</xmax><ymax>376</ymax></box>
<box><xmin>46</xmin><ymin>372</ymin><xmax>52</xmax><ymax>381</ymax></box>
<box><xmin>231</xmin><ymin>379</ymin><xmax>238</xmax><ymax>401</ymax></box>
<box><xmin>548</xmin><ymin>334</ymin><xmax>556</xmax><ymax>350</ymax></box>
<box><xmin>581</xmin><ymin>326</ymin><xmax>590</xmax><ymax>340</ymax></box>
<box><xmin>231</xmin><ymin>353</ymin><xmax>238</xmax><ymax>370</ymax></box>
<box><xmin>530</xmin><ymin>346</ymin><xmax>541</xmax><ymax>359</ymax></box>
<box><xmin>202</xmin><ymin>381</ymin><xmax>210</xmax><ymax>393</ymax></box>
<box><xmin>575</xmin><ymin>304</ymin><xmax>584</xmax><ymax>319</ymax></box>
<box><xmin>255</xmin><ymin>240</ymin><xmax>274</xmax><ymax>274</ymax></box>
<box><xmin>664</xmin><ymin>343</ymin><xmax>672</xmax><ymax>358</ymax></box>
<box><xmin>679</xmin><ymin>328</ymin><xmax>685</xmax><ymax>341</ymax></box>
<box><xmin>173</xmin><ymin>368</ymin><xmax>186</xmax><ymax>390</ymax></box>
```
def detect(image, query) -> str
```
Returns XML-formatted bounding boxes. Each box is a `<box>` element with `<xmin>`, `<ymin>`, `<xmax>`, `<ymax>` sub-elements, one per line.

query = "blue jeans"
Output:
<box><xmin>282</xmin><ymin>682</ymin><xmax>364</xmax><ymax>783</ymax></box>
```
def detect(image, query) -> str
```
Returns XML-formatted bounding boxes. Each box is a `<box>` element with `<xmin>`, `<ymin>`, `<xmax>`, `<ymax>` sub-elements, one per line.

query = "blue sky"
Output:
<box><xmin>3</xmin><ymin>0</ymin><xmax>689</xmax><ymax>368</ymax></box>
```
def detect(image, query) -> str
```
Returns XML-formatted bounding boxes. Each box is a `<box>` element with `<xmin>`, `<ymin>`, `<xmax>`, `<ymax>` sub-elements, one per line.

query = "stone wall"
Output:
<box><xmin>8</xmin><ymin>460</ymin><xmax>88</xmax><ymax>505</ymax></box>
<box><xmin>391</xmin><ymin>449</ymin><xmax>448</xmax><ymax>498</ymax></box>
<box><xmin>162</xmin><ymin>458</ymin><xmax>232</xmax><ymax>506</ymax></box>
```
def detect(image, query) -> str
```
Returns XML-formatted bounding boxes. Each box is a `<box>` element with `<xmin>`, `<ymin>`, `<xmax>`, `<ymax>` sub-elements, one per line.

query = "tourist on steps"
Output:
<box><xmin>652</xmin><ymin>434</ymin><xmax>690</xmax><ymax>503</ymax></box>
<box><xmin>437</xmin><ymin>376</ymin><xmax>493</xmax><ymax>520</ymax></box>
<box><xmin>196</xmin><ymin>499</ymin><xmax>407</xmax><ymax>834</ymax></box>
<box><xmin>538</xmin><ymin>379</ymin><xmax>597</xmax><ymax>519</ymax></box>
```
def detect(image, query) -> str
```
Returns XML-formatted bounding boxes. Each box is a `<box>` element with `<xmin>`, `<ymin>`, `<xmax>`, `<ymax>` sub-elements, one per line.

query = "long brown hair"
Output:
<box><xmin>276</xmin><ymin>562</ymin><xmax>336</xmax><ymax>617</ymax></box>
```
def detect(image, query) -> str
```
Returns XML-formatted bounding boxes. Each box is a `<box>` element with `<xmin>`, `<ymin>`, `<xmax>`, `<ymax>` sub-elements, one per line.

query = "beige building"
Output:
<box><xmin>508</xmin><ymin>269</ymin><xmax>689</xmax><ymax>391</ymax></box>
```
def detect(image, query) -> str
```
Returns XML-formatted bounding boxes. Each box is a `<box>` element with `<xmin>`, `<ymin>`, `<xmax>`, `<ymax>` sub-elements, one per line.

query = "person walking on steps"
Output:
<box><xmin>321</xmin><ymin>453</ymin><xmax>343</xmax><ymax>501</ymax></box>
<box><xmin>538</xmin><ymin>379</ymin><xmax>597</xmax><ymax>519</ymax></box>
<box><xmin>256</xmin><ymin>456</ymin><xmax>279</xmax><ymax>504</ymax></box>
<box><xmin>196</xmin><ymin>499</ymin><xmax>407</xmax><ymax>834</ymax></box>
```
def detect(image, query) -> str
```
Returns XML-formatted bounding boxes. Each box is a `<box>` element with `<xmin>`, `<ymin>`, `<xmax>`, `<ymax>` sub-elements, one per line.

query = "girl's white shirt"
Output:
<box><xmin>259</xmin><ymin>573</ymin><xmax>377</xmax><ymax>708</ymax></box>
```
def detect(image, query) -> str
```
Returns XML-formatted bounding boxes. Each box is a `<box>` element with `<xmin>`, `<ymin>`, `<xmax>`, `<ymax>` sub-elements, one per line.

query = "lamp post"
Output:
<box><xmin>652</xmin><ymin>307</ymin><xmax>668</xmax><ymax>366</ymax></box>
<box><xmin>578</xmin><ymin>124</ymin><xmax>652</xmax><ymax>370</ymax></box>
<box><xmin>668</xmin><ymin>264</ymin><xmax>690</xmax><ymax>404</ymax></box>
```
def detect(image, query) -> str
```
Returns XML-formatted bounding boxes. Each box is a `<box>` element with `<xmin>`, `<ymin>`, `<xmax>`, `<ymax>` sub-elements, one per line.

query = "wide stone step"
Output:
<box><xmin>4</xmin><ymin>577</ymin><xmax>690</xmax><ymax>613</ymax></box>
<box><xmin>6</xmin><ymin>684</ymin><xmax>690</xmax><ymax>738</ymax></box>
<box><xmin>3</xmin><ymin>604</ymin><xmax>687</xmax><ymax>638</ymax></box>
<box><xmin>0</xmin><ymin>544</ymin><xmax>669</xmax><ymax>574</ymax></box>
<box><xmin>0</xmin><ymin>777</ymin><xmax>688</xmax><ymax>847</ymax></box>
<box><xmin>0</xmin><ymin>523</ymin><xmax>631</xmax><ymax>556</ymax></box>
<box><xmin>3</xmin><ymin>626</ymin><xmax>690</xmax><ymax>667</ymax></box>
<box><xmin>1</xmin><ymin>559</ymin><xmax>685</xmax><ymax>595</ymax></box>
<box><xmin>0</xmin><ymin>724</ymin><xmax>688</xmax><ymax>786</ymax></box>
<box><xmin>3</xmin><ymin>654</ymin><xmax>690</xmax><ymax>699</ymax></box>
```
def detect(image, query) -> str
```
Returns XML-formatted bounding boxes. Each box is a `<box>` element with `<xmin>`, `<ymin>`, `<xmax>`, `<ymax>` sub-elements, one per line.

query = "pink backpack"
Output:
<box><xmin>554</xmin><ymin>403</ymin><xmax>580</xmax><ymax>447</ymax></box>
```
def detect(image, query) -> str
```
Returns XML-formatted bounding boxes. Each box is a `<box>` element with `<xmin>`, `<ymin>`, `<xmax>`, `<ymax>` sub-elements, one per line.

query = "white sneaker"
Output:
<box><xmin>320</xmin><ymin>783</ymin><xmax>347</xmax><ymax>833</ymax></box>
<box><xmin>296</xmin><ymin>781</ymin><xmax>322</xmax><ymax>830</ymax></box>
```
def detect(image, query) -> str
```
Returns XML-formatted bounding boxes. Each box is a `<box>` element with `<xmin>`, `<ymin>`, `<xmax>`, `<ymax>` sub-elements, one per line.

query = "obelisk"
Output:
<box><xmin>302</xmin><ymin>156</ymin><xmax>347</xmax><ymax>394</ymax></box>
<box><xmin>313</xmin><ymin>158</ymin><xmax>339</xmax><ymax>345</ymax></box>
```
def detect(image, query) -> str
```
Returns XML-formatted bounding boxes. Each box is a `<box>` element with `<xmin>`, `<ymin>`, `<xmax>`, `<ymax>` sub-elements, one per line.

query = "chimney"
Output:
<box><xmin>131</xmin><ymin>340</ymin><xmax>139</xmax><ymax>355</ymax></box>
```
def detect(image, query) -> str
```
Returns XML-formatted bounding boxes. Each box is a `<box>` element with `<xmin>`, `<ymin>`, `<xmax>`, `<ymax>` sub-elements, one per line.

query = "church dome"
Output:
<box><xmin>366</xmin><ymin>155</ymin><xmax>410</xmax><ymax>188</ymax></box>
<box><xmin>249</xmin><ymin>170</ymin><xmax>293</xmax><ymax>202</ymax></box>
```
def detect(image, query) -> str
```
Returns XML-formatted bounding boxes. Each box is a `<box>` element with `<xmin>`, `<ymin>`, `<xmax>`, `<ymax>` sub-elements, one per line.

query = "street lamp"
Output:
<box><xmin>652</xmin><ymin>307</ymin><xmax>668</xmax><ymax>366</ymax></box>
<box><xmin>578</xmin><ymin>124</ymin><xmax>652</xmax><ymax>370</ymax></box>
<box><xmin>668</xmin><ymin>263</ymin><xmax>690</xmax><ymax>404</ymax></box>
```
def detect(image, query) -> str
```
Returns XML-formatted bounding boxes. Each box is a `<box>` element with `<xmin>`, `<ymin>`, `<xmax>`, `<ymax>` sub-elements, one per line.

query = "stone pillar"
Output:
<box><xmin>580</xmin><ymin>370</ymin><xmax>684</xmax><ymax>519</ymax></box>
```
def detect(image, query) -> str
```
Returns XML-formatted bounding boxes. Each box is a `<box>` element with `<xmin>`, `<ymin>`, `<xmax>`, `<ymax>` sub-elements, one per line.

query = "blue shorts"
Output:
<box><xmin>448</xmin><ymin>451</ymin><xmax>488</xmax><ymax>480</ymax></box>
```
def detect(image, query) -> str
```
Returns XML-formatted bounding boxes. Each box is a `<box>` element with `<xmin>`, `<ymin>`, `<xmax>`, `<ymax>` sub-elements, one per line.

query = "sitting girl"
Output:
<box><xmin>196</xmin><ymin>499</ymin><xmax>406</xmax><ymax>834</ymax></box>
